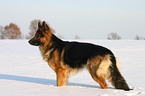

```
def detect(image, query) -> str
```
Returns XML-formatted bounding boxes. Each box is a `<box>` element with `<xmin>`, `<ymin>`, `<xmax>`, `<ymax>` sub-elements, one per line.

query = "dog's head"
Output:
<box><xmin>28</xmin><ymin>21</ymin><xmax>52</xmax><ymax>46</ymax></box>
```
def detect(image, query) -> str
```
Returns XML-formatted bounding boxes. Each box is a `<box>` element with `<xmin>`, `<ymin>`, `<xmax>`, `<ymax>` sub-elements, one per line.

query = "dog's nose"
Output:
<box><xmin>28</xmin><ymin>40</ymin><xmax>32</xmax><ymax>44</ymax></box>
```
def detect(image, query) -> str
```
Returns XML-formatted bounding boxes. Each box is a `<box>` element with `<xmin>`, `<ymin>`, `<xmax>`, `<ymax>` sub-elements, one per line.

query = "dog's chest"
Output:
<box><xmin>39</xmin><ymin>47</ymin><xmax>53</xmax><ymax>61</ymax></box>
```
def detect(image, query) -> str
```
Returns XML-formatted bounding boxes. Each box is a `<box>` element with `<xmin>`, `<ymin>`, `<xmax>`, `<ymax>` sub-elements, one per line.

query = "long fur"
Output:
<box><xmin>28</xmin><ymin>21</ymin><xmax>131</xmax><ymax>91</ymax></box>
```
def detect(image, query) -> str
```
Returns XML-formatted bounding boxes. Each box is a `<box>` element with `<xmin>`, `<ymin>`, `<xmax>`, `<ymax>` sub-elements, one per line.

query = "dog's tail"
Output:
<box><xmin>108</xmin><ymin>55</ymin><xmax>131</xmax><ymax>91</ymax></box>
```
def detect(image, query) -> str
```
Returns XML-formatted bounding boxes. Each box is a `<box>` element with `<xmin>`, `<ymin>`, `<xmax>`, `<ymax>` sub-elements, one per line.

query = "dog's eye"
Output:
<box><xmin>37</xmin><ymin>34</ymin><xmax>44</xmax><ymax>37</ymax></box>
<box><xmin>41</xmin><ymin>34</ymin><xmax>44</xmax><ymax>37</ymax></box>
<box><xmin>35</xmin><ymin>33</ymin><xmax>44</xmax><ymax>37</ymax></box>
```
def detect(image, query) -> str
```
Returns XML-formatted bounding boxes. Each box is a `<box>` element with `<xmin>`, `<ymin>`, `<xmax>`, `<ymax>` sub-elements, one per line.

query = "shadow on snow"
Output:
<box><xmin>0</xmin><ymin>74</ymin><xmax>103</xmax><ymax>89</ymax></box>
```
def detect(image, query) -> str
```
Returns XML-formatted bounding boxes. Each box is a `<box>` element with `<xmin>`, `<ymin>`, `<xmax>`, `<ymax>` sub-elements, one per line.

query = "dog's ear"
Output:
<box><xmin>42</xmin><ymin>21</ymin><xmax>49</xmax><ymax>30</ymax></box>
<box><xmin>38</xmin><ymin>21</ymin><xmax>42</xmax><ymax>28</ymax></box>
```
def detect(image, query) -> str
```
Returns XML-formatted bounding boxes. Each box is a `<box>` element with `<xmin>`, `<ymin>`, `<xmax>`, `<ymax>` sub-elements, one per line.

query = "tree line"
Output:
<box><xmin>0</xmin><ymin>19</ymin><xmax>144</xmax><ymax>40</ymax></box>
<box><xmin>0</xmin><ymin>23</ymin><xmax>21</xmax><ymax>39</ymax></box>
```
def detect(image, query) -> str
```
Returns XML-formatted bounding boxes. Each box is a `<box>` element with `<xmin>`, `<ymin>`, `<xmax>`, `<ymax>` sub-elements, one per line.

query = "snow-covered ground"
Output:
<box><xmin>0</xmin><ymin>40</ymin><xmax>145</xmax><ymax>96</ymax></box>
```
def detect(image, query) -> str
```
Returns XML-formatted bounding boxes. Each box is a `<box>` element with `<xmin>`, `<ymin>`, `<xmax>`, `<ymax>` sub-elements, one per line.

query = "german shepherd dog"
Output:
<box><xmin>28</xmin><ymin>21</ymin><xmax>131</xmax><ymax>91</ymax></box>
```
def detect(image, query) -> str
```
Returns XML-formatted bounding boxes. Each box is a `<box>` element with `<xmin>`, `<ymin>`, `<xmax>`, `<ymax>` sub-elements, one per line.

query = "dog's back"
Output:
<box><xmin>63</xmin><ymin>42</ymin><xmax>113</xmax><ymax>68</ymax></box>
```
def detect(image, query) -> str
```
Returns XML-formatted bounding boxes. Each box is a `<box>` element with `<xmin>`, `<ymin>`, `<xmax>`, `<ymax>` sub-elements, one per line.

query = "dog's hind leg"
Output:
<box><xmin>88</xmin><ymin>64</ymin><xmax>108</xmax><ymax>89</ymax></box>
<box><xmin>56</xmin><ymin>68</ymin><xmax>68</xmax><ymax>86</ymax></box>
<box><xmin>87</xmin><ymin>56</ymin><xmax>108</xmax><ymax>89</ymax></box>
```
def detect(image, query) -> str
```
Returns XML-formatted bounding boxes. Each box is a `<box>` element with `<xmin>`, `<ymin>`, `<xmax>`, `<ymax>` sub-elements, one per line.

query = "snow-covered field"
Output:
<box><xmin>0</xmin><ymin>40</ymin><xmax>145</xmax><ymax>96</ymax></box>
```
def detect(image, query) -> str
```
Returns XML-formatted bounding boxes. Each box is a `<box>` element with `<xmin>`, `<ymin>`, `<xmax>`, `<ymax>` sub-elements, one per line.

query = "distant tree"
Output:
<box><xmin>107</xmin><ymin>32</ymin><xmax>121</xmax><ymax>40</ymax></box>
<box><xmin>4</xmin><ymin>23</ymin><xmax>21</xmax><ymax>39</ymax></box>
<box><xmin>135</xmin><ymin>35</ymin><xmax>140</xmax><ymax>40</ymax></box>
<box><xmin>28</xmin><ymin>19</ymin><xmax>41</xmax><ymax>39</ymax></box>
<box><xmin>74</xmin><ymin>35</ymin><xmax>80</xmax><ymax>39</ymax></box>
<box><xmin>0</xmin><ymin>25</ymin><xmax>5</xmax><ymax>39</ymax></box>
<box><xmin>135</xmin><ymin>35</ymin><xmax>144</xmax><ymax>40</ymax></box>
<box><xmin>28</xmin><ymin>19</ymin><xmax>55</xmax><ymax>39</ymax></box>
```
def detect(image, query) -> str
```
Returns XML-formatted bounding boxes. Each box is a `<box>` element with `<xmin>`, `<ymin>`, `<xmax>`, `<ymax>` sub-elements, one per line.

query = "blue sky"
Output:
<box><xmin>0</xmin><ymin>0</ymin><xmax>145</xmax><ymax>39</ymax></box>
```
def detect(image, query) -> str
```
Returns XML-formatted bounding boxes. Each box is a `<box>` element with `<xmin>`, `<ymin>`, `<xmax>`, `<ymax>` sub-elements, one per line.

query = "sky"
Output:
<box><xmin>0</xmin><ymin>0</ymin><xmax>145</xmax><ymax>39</ymax></box>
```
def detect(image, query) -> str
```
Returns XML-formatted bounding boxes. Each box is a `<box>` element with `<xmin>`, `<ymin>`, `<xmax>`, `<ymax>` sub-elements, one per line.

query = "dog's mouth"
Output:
<box><xmin>28</xmin><ymin>40</ymin><xmax>41</xmax><ymax>46</ymax></box>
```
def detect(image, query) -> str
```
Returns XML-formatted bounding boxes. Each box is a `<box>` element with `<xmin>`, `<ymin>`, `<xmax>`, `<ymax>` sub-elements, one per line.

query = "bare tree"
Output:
<box><xmin>135</xmin><ymin>35</ymin><xmax>140</xmax><ymax>40</ymax></box>
<box><xmin>107</xmin><ymin>32</ymin><xmax>121</xmax><ymax>40</ymax></box>
<box><xmin>0</xmin><ymin>25</ymin><xmax>5</xmax><ymax>39</ymax></box>
<box><xmin>28</xmin><ymin>19</ymin><xmax>41</xmax><ymax>39</ymax></box>
<box><xmin>135</xmin><ymin>35</ymin><xmax>144</xmax><ymax>40</ymax></box>
<box><xmin>4</xmin><ymin>23</ymin><xmax>21</xmax><ymax>39</ymax></box>
<box><xmin>74</xmin><ymin>35</ymin><xmax>80</xmax><ymax>39</ymax></box>
<box><xmin>28</xmin><ymin>19</ymin><xmax>55</xmax><ymax>39</ymax></box>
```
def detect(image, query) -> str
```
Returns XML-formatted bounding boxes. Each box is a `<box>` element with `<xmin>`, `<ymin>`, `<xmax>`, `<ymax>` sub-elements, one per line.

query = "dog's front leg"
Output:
<box><xmin>56</xmin><ymin>68</ymin><xmax>68</xmax><ymax>86</ymax></box>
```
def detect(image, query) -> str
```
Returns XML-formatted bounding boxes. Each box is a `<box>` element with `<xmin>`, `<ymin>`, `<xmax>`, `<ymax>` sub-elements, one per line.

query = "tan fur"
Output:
<box><xmin>40</xmin><ymin>42</ymin><xmax>82</xmax><ymax>85</ymax></box>
<box><xmin>56</xmin><ymin>68</ymin><xmax>68</xmax><ymax>86</ymax></box>
<box><xmin>86</xmin><ymin>54</ymin><xmax>113</xmax><ymax>89</ymax></box>
<box><xmin>87</xmin><ymin>65</ymin><xmax>108</xmax><ymax>89</ymax></box>
<box><xmin>41</xmin><ymin>48</ymin><xmax>69</xmax><ymax>86</ymax></box>
<box><xmin>116</xmin><ymin>58</ymin><xmax>120</xmax><ymax>69</ymax></box>
<box><xmin>96</xmin><ymin>54</ymin><xmax>112</xmax><ymax>79</ymax></box>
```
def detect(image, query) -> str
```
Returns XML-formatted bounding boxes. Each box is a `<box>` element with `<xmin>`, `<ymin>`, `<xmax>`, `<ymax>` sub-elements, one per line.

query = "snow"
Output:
<box><xmin>0</xmin><ymin>40</ymin><xmax>145</xmax><ymax>96</ymax></box>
